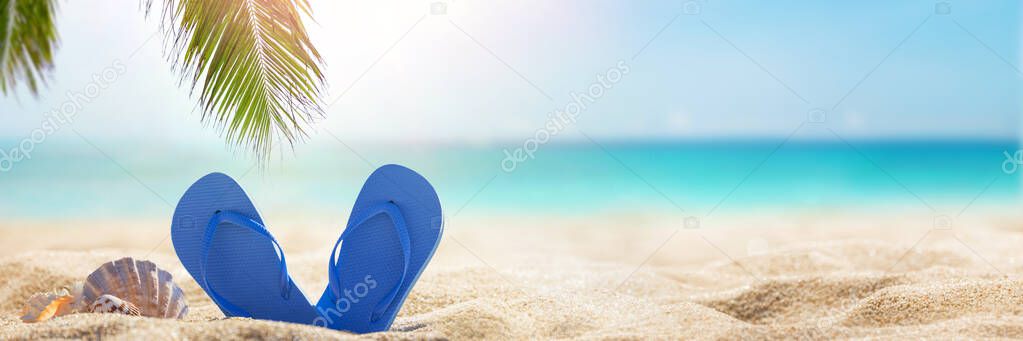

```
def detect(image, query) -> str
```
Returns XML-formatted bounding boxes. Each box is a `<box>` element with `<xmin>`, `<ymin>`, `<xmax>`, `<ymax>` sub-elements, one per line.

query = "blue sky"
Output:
<box><xmin>0</xmin><ymin>0</ymin><xmax>1019</xmax><ymax>147</ymax></box>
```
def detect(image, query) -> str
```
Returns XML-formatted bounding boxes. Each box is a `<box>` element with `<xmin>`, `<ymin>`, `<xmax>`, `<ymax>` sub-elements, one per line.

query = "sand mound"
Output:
<box><xmin>699</xmin><ymin>275</ymin><xmax>907</xmax><ymax>324</ymax></box>
<box><xmin>843</xmin><ymin>278</ymin><xmax>1023</xmax><ymax>327</ymax></box>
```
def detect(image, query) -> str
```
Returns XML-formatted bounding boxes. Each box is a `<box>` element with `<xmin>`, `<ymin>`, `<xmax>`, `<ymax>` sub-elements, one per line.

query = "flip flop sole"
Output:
<box><xmin>171</xmin><ymin>172</ymin><xmax>318</xmax><ymax>324</ymax></box>
<box><xmin>316</xmin><ymin>164</ymin><xmax>443</xmax><ymax>333</ymax></box>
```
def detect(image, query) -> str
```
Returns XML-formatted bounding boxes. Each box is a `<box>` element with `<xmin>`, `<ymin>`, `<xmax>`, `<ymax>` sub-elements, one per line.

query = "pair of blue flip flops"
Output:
<box><xmin>170</xmin><ymin>165</ymin><xmax>443</xmax><ymax>333</ymax></box>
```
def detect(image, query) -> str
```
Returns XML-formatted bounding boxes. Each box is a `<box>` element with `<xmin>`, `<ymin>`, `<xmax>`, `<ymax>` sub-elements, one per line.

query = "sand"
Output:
<box><xmin>1</xmin><ymin>211</ymin><xmax>1022</xmax><ymax>340</ymax></box>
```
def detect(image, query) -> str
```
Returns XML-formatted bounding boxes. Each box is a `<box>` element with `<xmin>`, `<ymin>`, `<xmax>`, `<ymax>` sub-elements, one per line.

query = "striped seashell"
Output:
<box><xmin>82</xmin><ymin>257</ymin><xmax>188</xmax><ymax>319</ymax></box>
<box><xmin>90</xmin><ymin>294</ymin><xmax>142</xmax><ymax>316</ymax></box>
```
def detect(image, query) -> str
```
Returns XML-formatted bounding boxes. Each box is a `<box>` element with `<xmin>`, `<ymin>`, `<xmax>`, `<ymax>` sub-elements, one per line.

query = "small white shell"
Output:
<box><xmin>82</xmin><ymin>257</ymin><xmax>188</xmax><ymax>319</ymax></box>
<box><xmin>90</xmin><ymin>294</ymin><xmax>141</xmax><ymax>316</ymax></box>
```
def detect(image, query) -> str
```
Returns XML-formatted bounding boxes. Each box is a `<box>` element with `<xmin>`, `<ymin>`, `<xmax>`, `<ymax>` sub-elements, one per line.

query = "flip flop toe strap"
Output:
<box><xmin>328</xmin><ymin>201</ymin><xmax>412</xmax><ymax>323</ymax></box>
<box><xmin>200</xmin><ymin>210</ymin><xmax>292</xmax><ymax>317</ymax></box>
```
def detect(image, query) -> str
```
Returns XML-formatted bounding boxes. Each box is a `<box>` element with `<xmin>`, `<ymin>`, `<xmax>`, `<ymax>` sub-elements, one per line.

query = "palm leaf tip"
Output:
<box><xmin>149</xmin><ymin>0</ymin><xmax>326</xmax><ymax>158</ymax></box>
<box><xmin>0</xmin><ymin>0</ymin><xmax>59</xmax><ymax>96</ymax></box>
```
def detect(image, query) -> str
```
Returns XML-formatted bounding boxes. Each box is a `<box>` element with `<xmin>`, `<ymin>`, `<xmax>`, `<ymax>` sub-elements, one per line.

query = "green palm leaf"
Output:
<box><xmin>148</xmin><ymin>0</ymin><xmax>326</xmax><ymax>158</ymax></box>
<box><xmin>0</xmin><ymin>0</ymin><xmax>59</xmax><ymax>96</ymax></box>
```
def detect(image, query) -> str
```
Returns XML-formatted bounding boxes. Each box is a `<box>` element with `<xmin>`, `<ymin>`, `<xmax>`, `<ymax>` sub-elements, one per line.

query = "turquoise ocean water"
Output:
<box><xmin>0</xmin><ymin>138</ymin><xmax>1019</xmax><ymax>220</ymax></box>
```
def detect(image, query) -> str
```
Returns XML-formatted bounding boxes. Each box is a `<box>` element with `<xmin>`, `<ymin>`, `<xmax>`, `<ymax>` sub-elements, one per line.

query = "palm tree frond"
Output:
<box><xmin>148</xmin><ymin>0</ymin><xmax>326</xmax><ymax>158</ymax></box>
<box><xmin>0</xmin><ymin>0</ymin><xmax>59</xmax><ymax>96</ymax></box>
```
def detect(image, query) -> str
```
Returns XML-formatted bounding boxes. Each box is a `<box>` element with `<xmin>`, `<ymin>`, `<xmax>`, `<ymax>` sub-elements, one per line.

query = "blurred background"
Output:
<box><xmin>0</xmin><ymin>0</ymin><xmax>1019</xmax><ymax>224</ymax></box>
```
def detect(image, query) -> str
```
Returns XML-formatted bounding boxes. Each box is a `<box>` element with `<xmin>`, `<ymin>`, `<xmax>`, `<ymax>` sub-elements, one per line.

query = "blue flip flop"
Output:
<box><xmin>171</xmin><ymin>172</ymin><xmax>319</xmax><ymax>324</ymax></box>
<box><xmin>314</xmin><ymin>164</ymin><xmax>443</xmax><ymax>333</ymax></box>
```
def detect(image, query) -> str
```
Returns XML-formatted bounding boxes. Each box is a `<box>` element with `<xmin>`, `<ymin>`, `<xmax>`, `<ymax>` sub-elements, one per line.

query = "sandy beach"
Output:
<box><xmin>2</xmin><ymin>211</ymin><xmax>1022</xmax><ymax>340</ymax></box>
